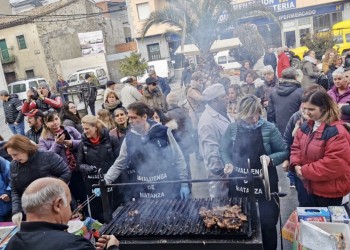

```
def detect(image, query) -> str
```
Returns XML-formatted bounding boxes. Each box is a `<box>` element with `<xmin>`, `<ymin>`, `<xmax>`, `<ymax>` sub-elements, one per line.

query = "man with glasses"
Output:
<box><xmin>142</xmin><ymin>77</ymin><xmax>167</xmax><ymax>112</ymax></box>
<box><xmin>22</xmin><ymin>82</ymin><xmax>62</xmax><ymax>114</ymax></box>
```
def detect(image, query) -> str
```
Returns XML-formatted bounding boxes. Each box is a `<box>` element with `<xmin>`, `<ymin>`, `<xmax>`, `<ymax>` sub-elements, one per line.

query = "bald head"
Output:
<box><xmin>22</xmin><ymin>177</ymin><xmax>72</xmax><ymax>224</ymax></box>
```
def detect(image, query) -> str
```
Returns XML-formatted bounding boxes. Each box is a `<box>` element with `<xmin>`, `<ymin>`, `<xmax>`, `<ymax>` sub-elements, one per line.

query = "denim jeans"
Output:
<box><xmin>8</xmin><ymin>121</ymin><xmax>25</xmax><ymax>135</ymax></box>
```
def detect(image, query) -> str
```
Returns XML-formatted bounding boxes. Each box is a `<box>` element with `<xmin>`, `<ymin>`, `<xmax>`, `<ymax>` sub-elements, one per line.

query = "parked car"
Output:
<box><xmin>7</xmin><ymin>78</ymin><xmax>48</xmax><ymax>101</ymax></box>
<box><xmin>67</xmin><ymin>67</ymin><xmax>108</xmax><ymax>89</ymax></box>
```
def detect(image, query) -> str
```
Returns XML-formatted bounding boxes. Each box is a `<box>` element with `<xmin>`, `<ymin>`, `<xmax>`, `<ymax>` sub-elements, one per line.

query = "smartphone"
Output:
<box><xmin>56</xmin><ymin>129</ymin><xmax>71</xmax><ymax>140</ymax></box>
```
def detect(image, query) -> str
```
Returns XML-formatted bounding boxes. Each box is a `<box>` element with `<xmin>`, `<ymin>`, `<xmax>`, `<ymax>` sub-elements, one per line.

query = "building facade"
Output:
<box><xmin>0</xmin><ymin>0</ymin><xmax>106</xmax><ymax>85</ymax></box>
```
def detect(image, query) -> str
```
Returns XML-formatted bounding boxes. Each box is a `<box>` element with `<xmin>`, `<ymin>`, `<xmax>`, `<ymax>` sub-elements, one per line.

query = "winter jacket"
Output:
<box><xmin>326</xmin><ymin>65</ymin><xmax>339</xmax><ymax>89</ymax></box>
<box><xmin>263</xmin><ymin>52</ymin><xmax>277</xmax><ymax>69</ymax></box>
<box><xmin>37</xmin><ymin>126</ymin><xmax>82</xmax><ymax>164</ymax></box>
<box><xmin>283</xmin><ymin>110</ymin><xmax>302</xmax><ymax>152</ymax></box>
<box><xmin>181</xmin><ymin>68</ymin><xmax>192</xmax><ymax>86</ymax></box>
<box><xmin>77</xmin><ymin>128</ymin><xmax>120</xmax><ymax>175</ymax></box>
<box><xmin>80</xmin><ymin>81</ymin><xmax>97</xmax><ymax>105</ymax></box>
<box><xmin>277</xmin><ymin>52</ymin><xmax>290</xmax><ymax>78</ymax></box>
<box><xmin>2</xmin><ymin>94</ymin><xmax>23</xmax><ymax>124</ymax></box>
<box><xmin>267</xmin><ymin>79</ymin><xmax>303</xmax><ymax>134</ymax></box>
<box><xmin>102</xmin><ymin>100</ymin><xmax>123</xmax><ymax>117</ymax></box>
<box><xmin>328</xmin><ymin>86</ymin><xmax>350</xmax><ymax>122</ymax></box>
<box><xmin>300</xmin><ymin>56</ymin><xmax>320</xmax><ymax>88</ymax></box>
<box><xmin>142</xmin><ymin>85</ymin><xmax>167</xmax><ymax>112</ymax></box>
<box><xmin>221</xmin><ymin>120</ymin><xmax>288</xmax><ymax>168</ymax></box>
<box><xmin>56</xmin><ymin>80</ymin><xmax>69</xmax><ymax>94</ymax></box>
<box><xmin>241</xmin><ymin>78</ymin><xmax>264</xmax><ymax>96</ymax></box>
<box><xmin>22</xmin><ymin>92</ymin><xmax>62</xmax><ymax>113</ymax></box>
<box><xmin>255</xmin><ymin>76</ymin><xmax>279</xmax><ymax>102</ymax></box>
<box><xmin>0</xmin><ymin>157</ymin><xmax>11</xmax><ymax>218</ymax></box>
<box><xmin>120</xmin><ymin>83</ymin><xmax>143</xmax><ymax>108</ymax></box>
<box><xmin>5</xmin><ymin>221</ymin><xmax>119</xmax><ymax>250</ymax></box>
<box><xmin>157</xmin><ymin>77</ymin><xmax>171</xmax><ymax>96</ymax></box>
<box><xmin>290</xmin><ymin>120</ymin><xmax>350</xmax><ymax>198</ymax></box>
<box><xmin>239</xmin><ymin>67</ymin><xmax>248</xmax><ymax>81</ymax></box>
<box><xmin>10</xmin><ymin>151</ymin><xmax>71</xmax><ymax>214</ymax></box>
<box><xmin>187</xmin><ymin>80</ymin><xmax>206</xmax><ymax>128</ymax></box>
<box><xmin>25</xmin><ymin>126</ymin><xmax>43</xmax><ymax>144</ymax></box>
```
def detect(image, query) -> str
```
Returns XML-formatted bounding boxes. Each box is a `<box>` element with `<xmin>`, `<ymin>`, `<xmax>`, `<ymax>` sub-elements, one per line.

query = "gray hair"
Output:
<box><xmin>236</xmin><ymin>94</ymin><xmax>263</xmax><ymax>120</ymax></box>
<box><xmin>282</xmin><ymin>67</ymin><xmax>298</xmax><ymax>80</ymax></box>
<box><xmin>261</xmin><ymin>65</ymin><xmax>274</xmax><ymax>74</ymax></box>
<box><xmin>22</xmin><ymin>182</ymin><xmax>68</xmax><ymax>214</ymax></box>
<box><xmin>332</xmin><ymin>67</ymin><xmax>345</xmax><ymax>78</ymax></box>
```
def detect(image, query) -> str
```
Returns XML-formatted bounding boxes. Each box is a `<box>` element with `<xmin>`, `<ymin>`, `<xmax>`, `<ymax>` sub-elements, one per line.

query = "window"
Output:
<box><xmin>69</xmin><ymin>74</ymin><xmax>78</xmax><ymax>83</ymax></box>
<box><xmin>25</xmin><ymin>70</ymin><xmax>35</xmax><ymax>78</ymax></box>
<box><xmin>137</xmin><ymin>2</ymin><xmax>150</xmax><ymax>20</ymax></box>
<box><xmin>16</xmin><ymin>35</ymin><xmax>27</xmax><ymax>50</ymax></box>
<box><xmin>97</xmin><ymin>69</ymin><xmax>106</xmax><ymax>77</ymax></box>
<box><xmin>28</xmin><ymin>81</ymin><xmax>38</xmax><ymax>89</ymax></box>
<box><xmin>147</xmin><ymin>43</ymin><xmax>161</xmax><ymax>61</ymax></box>
<box><xmin>12</xmin><ymin>84</ymin><xmax>26</xmax><ymax>94</ymax></box>
<box><xmin>228</xmin><ymin>56</ymin><xmax>236</xmax><ymax>63</ymax></box>
<box><xmin>346</xmin><ymin>34</ymin><xmax>350</xmax><ymax>43</ymax></box>
<box><xmin>313</xmin><ymin>12</ymin><xmax>342</xmax><ymax>32</ymax></box>
<box><xmin>218</xmin><ymin>56</ymin><xmax>227</xmax><ymax>64</ymax></box>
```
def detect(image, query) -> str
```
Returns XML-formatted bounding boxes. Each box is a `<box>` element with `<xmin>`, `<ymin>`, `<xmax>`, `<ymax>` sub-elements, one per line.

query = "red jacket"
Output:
<box><xmin>277</xmin><ymin>52</ymin><xmax>290</xmax><ymax>78</ymax></box>
<box><xmin>290</xmin><ymin>120</ymin><xmax>350</xmax><ymax>198</ymax></box>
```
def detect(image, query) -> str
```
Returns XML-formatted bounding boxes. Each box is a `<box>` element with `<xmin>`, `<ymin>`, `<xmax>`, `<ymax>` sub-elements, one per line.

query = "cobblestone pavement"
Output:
<box><xmin>0</xmin><ymin>80</ymin><xmax>297</xmax><ymax>249</ymax></box>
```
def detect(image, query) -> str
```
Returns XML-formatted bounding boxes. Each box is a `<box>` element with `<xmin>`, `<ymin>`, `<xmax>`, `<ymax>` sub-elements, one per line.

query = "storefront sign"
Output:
<box><xmin>232</xmin><ymin>0</ymin><xmax>296</xmax><ymax>12</ymax></box>
<box><xmin>277</xmin><ymin>2</ymin><xmax>344</xmax><ymax>21</ymax></box>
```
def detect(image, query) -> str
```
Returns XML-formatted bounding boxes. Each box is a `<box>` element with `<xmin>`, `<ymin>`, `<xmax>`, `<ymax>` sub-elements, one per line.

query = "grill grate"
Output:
<box><xmin>102</xmin><ymin>197</ymin><xmax>255</xmax><ymax>240</ymax></box>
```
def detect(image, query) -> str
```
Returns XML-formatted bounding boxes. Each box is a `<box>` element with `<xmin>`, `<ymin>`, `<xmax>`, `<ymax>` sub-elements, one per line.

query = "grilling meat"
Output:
<box><xmin>128</xmin><ymin>210</ymin><xmax>139</xmax><ymax>217</ymax></box>
<box><xmin>199</xmin><ymin>205</ymin><xmax>247</xmax><ymax>230</ymax></box>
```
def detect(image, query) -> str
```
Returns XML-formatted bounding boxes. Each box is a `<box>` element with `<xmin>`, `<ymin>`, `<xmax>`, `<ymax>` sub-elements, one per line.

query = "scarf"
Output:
<box><xmin>103</xmin><ymin>100</ymin><xmax>121</xmax><ymax>111</ymax></box>
<box><xmin>238</xmin><ymin>117</ymin><xmax>264</xmax><ymax>130</ymax></box>
<box><xmin>89</xmin><ymin>135</ymin><xmax>101</xmax><ymax>145</ymax></box>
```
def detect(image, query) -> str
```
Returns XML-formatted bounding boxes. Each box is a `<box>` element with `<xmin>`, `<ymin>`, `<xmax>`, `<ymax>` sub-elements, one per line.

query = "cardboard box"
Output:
<box><xmin>297</xmin><ymin>207</ymin><xmax>331</xmax><ymax>222</ymax></box>
<box><xmin>328</xmin><ymin>206</ymin><xmax>350</xmax><ymax>224</ymax></box>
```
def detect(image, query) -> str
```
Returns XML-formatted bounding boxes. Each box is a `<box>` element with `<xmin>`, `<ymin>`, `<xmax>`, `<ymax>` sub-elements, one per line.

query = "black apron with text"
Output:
<box><xmin>229</xmin><ymin>126</ymin><xmax>278</xmax><ymax>198</ymax></box>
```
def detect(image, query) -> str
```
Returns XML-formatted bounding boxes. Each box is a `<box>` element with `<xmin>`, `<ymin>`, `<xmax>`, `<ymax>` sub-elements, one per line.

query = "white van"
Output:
<box><xmin>8</xmin><ymin>78</ymin><xmax>48</xmax><ymax>101</ymax></box>
<box><xmin>67</xmin><ymin>67</ymin><xmax>108</xmax><ymax>88</ymax></box>
<box><xmin>214</xmin><ymin>50</ymin><xmax>241</xmax><ymax>71</ymax></box>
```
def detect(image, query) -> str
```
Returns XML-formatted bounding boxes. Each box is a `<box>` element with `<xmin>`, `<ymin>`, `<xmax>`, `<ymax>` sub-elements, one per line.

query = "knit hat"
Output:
<box><xmin>202</xmin><ymin>84</ymin><xmax>226</xmax><ymax>101</ymax></box>
<box><xmin>0</xmin><ymin>90</ymin><xmax>9</xmax><ymax>96</ymax></box>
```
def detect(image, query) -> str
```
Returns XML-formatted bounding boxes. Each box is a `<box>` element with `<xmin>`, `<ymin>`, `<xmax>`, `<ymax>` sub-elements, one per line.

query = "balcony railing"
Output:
<box><xmin>0</xmin><ymin>49</ymin><xmax>16</xmax><ymax>64</ymax></box>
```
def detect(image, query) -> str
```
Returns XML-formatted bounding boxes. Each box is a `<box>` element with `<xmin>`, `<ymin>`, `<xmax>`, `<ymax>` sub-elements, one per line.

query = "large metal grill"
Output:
<box><xmin>102</xmin><ymin>197</ymin><xmax>255</xmax><ymax>240</ymax></box>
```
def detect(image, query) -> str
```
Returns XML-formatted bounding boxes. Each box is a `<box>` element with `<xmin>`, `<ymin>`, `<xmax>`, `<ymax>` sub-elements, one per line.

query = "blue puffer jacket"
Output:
<box><xmin>0</xmin><ymin>157</ymin><xmax>11</xmax><ymax>218</ymax></box>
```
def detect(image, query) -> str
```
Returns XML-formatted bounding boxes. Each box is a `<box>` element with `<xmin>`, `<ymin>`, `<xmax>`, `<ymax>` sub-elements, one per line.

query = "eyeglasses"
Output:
<box><xmin>151</xmin><ymin>82</ymin><xmax>157</xmax><ymax>86</ymax></box>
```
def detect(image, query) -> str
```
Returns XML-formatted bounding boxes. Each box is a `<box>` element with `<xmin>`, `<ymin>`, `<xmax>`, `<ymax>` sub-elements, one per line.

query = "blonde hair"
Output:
<box><xmin>97</xmin><ymin>109</ymin><xmax>115</xmax><ymax>130</ymax></box>
<box><xmin>81</xmin><ymin>115</ymin><xmax>107</xmax><ymax>135</ymax></box>
<box><xmin>235</xmin><ymin>95</ymin><xmax>263</xmax><ymax>120</ymax></box>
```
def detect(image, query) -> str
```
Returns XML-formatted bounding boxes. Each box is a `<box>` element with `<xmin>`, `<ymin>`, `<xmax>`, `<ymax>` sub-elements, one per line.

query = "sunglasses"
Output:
<box><xmin>151</xmin><ymin>82</ymin><xmax>157</xmax><ymax>86</ymax></box>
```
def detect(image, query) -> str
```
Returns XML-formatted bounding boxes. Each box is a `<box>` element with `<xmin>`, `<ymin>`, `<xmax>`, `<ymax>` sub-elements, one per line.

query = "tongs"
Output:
<box><xmin>72</xmin><ymin>193</ymin><xmax>97</xmax><ymax>215</ymax></box>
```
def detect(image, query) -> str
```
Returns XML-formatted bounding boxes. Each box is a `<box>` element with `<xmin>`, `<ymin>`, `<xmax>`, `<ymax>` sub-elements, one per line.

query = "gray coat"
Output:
<box><xmin>300</xmin><ymin>59</ymin><xmax>320</xmax><ymax>89</ymax></box>
<box><xmin>198</xmin><ymin>104</ymin><xmax>231</xmax><ymax>198</ymax></box>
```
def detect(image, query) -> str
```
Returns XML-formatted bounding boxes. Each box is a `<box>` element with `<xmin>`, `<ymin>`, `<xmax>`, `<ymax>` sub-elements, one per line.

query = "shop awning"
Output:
<box><xmin>175</xmin><ymin>38</ymin><xmax>241</xmax><ymax>56</ymax></box>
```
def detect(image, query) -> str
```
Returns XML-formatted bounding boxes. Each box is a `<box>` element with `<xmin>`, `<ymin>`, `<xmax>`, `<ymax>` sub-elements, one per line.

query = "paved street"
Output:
<box><xmin>0</xmin><ymin>79</ymin><xmax>298</xmax><ymax>249</ymax></box>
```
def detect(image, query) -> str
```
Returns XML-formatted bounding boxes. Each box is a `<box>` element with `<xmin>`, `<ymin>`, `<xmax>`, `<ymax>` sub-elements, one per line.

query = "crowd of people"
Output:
<box><xmin>0</xmin><ymin>48</ymin><xmax>350</xmax><ymax>250</ymax></box>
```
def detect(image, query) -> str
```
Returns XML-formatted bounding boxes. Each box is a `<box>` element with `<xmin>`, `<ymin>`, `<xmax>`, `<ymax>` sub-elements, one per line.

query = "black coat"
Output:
<box><xmin>10</xmin><ymin>151</ymin><xmax>71</xmax><ymax>214</ymax></box>
<box><xmin>5</xmin><ymin>221</ymin><xmax>118</xmax><ymax>250</ymax></box>
<box><xmin>3</xmin><ymin>94</ymin><xmax>23</xmax><ymax>124</ymax></box>
<box><xmin>267</xmin><ymin>79</ymin><xmax>303</xmax><ymax>134</ymax></box>
<box><xmin>263</xmin><ymin>52</ymin><xmax>277</xmax><ymax>69</ymax></box>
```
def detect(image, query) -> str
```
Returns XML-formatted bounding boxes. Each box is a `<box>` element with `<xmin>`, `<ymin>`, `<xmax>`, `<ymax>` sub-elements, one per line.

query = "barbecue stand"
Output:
<box><xmin>95</xmin><ymin>159</ymin><xmax>272</xmax><ymax>250</ymax></box>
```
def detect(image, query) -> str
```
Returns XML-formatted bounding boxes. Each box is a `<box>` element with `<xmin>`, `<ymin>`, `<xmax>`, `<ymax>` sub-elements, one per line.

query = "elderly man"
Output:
<box><xmin>104</xmin><ymin>101</ymin><xmax>190</xmax><ymax>201</ymax></box>
<box><xmin>22</xmin><ymin>82</ymin><xmax>62</xmax><ymax>113</ymax></box>
<box><xmin>0</xmin><ymin>90</ymin><xmax>24</xmax><ymax>135</ymax></box>
<box><xmin>198</xmin><ymin>84</ymin><xmax>230</xmax><ymax>198</ymax></box>
<box><xmin>24</xmin><ymin>109</ymin><xmax>44</xmax><ymax>144</ymax></box>
<box><xmin>120</xmin><ymin>76</ymin><xmax>143</xmax><ymax>108</ymax></box>
<box><xmin>256</xmin><ymin>65</ymin><xmax>279</xmax><ymax>109</ymax></box>
<box><xmin>6</xmin><ymin>177</ymin><xmax>119</xmax><ymax>250</ymax></box>
<box><xmin>267</xmin><ymin>67</ymin><xmax>303</xmax><ymax>135</ymax></box>
<box><xmin>149</xmin><ymin>70</ymin><xmax>171</xmax><ymax>96</ymax></box>
<box><xmin>277</xmin><ymin>47</ymin><xmax>291</xmax><ymax>78</ymax></box>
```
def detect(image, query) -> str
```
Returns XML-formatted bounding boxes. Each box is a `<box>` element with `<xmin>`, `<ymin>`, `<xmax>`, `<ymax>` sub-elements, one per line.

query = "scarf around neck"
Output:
<box><xmin>239</xmin><ymin>117</ymin><xmax>264</xmax><ymax>130</ymax></box>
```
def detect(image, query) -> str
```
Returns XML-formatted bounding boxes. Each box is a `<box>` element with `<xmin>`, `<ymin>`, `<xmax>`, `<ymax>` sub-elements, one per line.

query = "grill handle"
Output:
<box><xmin>98</xmin><ymin>169</ymin><xmax>112</xmax><ymax>223</ymax></box>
